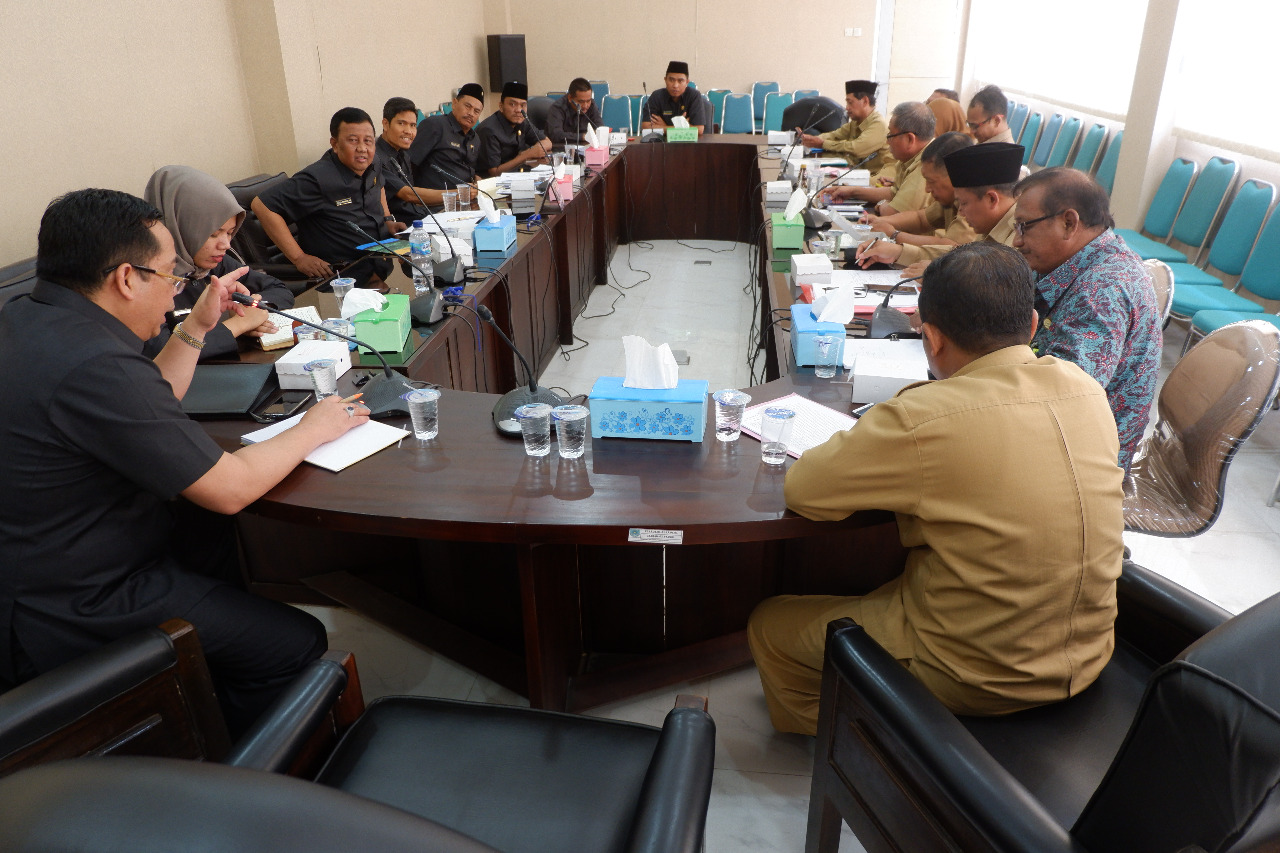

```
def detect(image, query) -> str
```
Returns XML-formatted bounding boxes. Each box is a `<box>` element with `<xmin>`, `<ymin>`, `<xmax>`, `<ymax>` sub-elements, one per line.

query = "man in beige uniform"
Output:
<box><xmin>968</xmin><ymin>84</ymin><xmax>1017</xmax><ymax>144</ymax></box>
<box><xmin>798</xmin><ymin>80</ymin><xmax>893</xmax><ymax>177</ymax></box>
<box><xmin>748</xmin><ymin>242</ymin><xmax>1124</xmax><ymax>736</ymax></box>
<box><xmin>855</xmin><ymin>142</ymin><xmax>1021</xmax><ymax>273</ymax></box>
<box><xmin>825</xmin><ymin>102</ymin><xmax>935</xmax><ymax>215</ymax></box>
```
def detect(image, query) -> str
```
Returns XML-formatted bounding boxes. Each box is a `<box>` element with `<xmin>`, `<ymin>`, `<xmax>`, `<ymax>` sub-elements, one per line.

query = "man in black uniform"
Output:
<box><xmin>251</xmin><ymin>107</ymin><xmax>396</xmax><ymax>289</ymax></box>
<box><xmin>475</xmin><ymin>81</ymin><xmax>553</xmax><ymax>177</ymax></box>
<box><xmin>377</xmin><ymin>96</ymin><xmax>425</xmax><ymax>226</ymax></box>
<box><xmin>0</xmin><ymin>189</ymin><xmax>369</xmax><ymax>736</ymax></box>
<box><xmin>642</xmin><ymin>61</ymin><xmax>710</xmax><ymax>136</ymax></box>
<box><xmin>544</xmin><ymin>77</ymin><xmax>604</xmax><ymax>146</ymax></box>
<box><xmin>408</xmin><ymin>83</ymin><xmax>485</xmax><ymax>206</ymax></box>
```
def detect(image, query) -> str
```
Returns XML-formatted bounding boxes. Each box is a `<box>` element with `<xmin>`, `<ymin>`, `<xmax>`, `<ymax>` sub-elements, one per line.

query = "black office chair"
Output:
<box><xmin>0</xmin><ymin>256</ymin><xmax>37</xmax><ymax>309</ymax></box>
<box><xmin>782</xmin><ymin>96</ymin><xmax>845</xmax><ymax>135</ymax></box>
<box><xmin>527</xmin><ymin>95</ymin><xmax>555</xmax><ymax>134</ymax></box>
<box><xmin>225</xmin><ymin>172</ymin><xmax>316</xmax><ymax>294</ymax></box>
<box><xmin>804</xmin><ymin>560</ymin><xmax>1280</xmax><ymax>853</ymax></box>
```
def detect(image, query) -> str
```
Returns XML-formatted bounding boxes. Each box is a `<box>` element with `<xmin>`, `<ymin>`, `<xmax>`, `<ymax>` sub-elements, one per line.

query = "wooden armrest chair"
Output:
<box><xmin>805</xmin><ymin>559</ymin><xmax>1280</xmax><ymax>852</ymax></box>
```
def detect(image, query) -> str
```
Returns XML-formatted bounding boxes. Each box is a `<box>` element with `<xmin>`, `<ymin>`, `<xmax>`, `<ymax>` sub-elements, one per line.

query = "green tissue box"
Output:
<box><xmin>771</xmin><ymin>211</ymin><xmax>804</xmax><ymax>250</ymax></box>
<box><xmin>665</xmin><ymin>127</ymin><xmax>699</xmax><ymax>143</ymax></box>
<box><xmin>351</xmin><ymin>294</ymin><xmax>411</xmax><ymax>352</ymax></box>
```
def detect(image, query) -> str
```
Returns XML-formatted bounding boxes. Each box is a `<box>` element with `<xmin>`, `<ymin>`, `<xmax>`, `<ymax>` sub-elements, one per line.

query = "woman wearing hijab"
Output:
<box><xmin>928</xmin><ymin>98</ymin><xmax>971</xmax><ymax>139</ymax></box>
<box><xmin>143</xmin><ymin>166</ymin><xmax>295</xmax><ymax>360</ymax></box>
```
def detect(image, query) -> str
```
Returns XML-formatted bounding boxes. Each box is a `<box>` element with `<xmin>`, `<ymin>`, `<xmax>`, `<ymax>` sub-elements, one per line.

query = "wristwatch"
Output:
<box><xmin>890</xmin><ymin>229</ymin><xmax>901</xmax><ymax>244</ymax></box>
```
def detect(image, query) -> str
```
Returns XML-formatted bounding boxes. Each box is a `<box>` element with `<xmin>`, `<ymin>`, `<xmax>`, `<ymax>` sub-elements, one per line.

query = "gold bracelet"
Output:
<box><xmin>174</xmin><ymin>322</ymin><xmax>205</xmax><ymax>351</ymax></box>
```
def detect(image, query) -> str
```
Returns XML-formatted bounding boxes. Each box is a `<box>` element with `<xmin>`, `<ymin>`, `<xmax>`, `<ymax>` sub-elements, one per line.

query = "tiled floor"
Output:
<box><xmin>301</xmin><ymin>241</ymin><xmax>1280</xmax><ymax>853</ymax></box>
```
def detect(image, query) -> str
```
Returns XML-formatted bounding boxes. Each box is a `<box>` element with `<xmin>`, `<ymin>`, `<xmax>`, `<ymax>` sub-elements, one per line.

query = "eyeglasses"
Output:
<box><xmin>1013</xmin><ymin>210</ymin><xmax>1064</xmax><ymax>237</ymax></box>
<box><xmin>966</xmin><ymin>115</ymin><xmax>995</xmax><ymax>131</ymax></box>
<box><xmin>885</xmin><ymin>130</ymin><xmax>910</xmax><ymax>140</ymax></box>
<box><xmin>102</xmin><ymin>262</ymin><xmax>190</xmax><ymax>294</ymax></box>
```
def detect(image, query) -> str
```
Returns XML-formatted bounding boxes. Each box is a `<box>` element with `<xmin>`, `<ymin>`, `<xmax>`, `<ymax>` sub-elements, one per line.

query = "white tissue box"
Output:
<box><xmin>766</xmin><ymin>181</ymin><xmax>792</xmax><ymax>203</ymax></box>
<box><xmin>849</xmin><ymin>339</ymin><xmax>930</xmax><ymax>403</ymax></box>
<box><xmin>791</xmin><ymin>254</ymin><xmax>833</xmax><ymax>285</ymax></box>
<box><xmin>833</xmin><ymin>169</ymin><xmax>871</xmax><ymax>187</ymax></box>
<box><xmin>275</xmin><ymin>340</ymin><xmax>352</xmax><ymax>390</ymax></box>
<box><xmin>588</xmin><ymin>377</ymin><xmax>709</xmax><ymax>442</ymax></box>
<box><xmin>768</xmin><ymin>130</ymin><xmax>794</xmax><ymax>146</ymax></box>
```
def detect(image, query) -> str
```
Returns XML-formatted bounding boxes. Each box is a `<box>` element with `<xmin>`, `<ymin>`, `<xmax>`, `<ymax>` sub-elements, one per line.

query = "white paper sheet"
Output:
<box><xmin>739</xmin><ymin>393</ymin><xmax>858</xmax><ymax>459</ymax></box>
<box><xmin>242</xmin><ymin>414</ymin><xmax>409</xmax><ymax>473</ymax></box>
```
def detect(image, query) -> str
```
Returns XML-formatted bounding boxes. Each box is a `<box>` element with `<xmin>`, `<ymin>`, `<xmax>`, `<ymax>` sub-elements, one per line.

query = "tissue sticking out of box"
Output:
<box><xmin>812</xmin><ymin>287</ymin><xmax>859</xmax><ymax>324</ymax></box>
<box><xmin>584</xmin><ymin>125</ymin><xmax>598</xmax><ymax>148</ymax></box>
<box><xmin>622</xmin><ymin>335</ymin><xmax>679</xmax><ymax>389</ymax></box>
<box><xmin>671</xmin><ymin>115</ymin><xmax>690</xmax><ymax>129</ymax></box>
<box><xmin>477</xmin><ymin>190</ymin><xmax>500</xmax><ymax>224</ymax></box>
<box><xmin>584</xmin><ymin>125</ymin><xmax>609</xmax><ymax>148</ymax></box>
<box><xmin>783</xmin><ymin>187</ymin><xmax>808</xmax><ymax>222</ymax></box>
<box><xmin>340</xmin><ymin>288</ymin><xmax>387</xmax><ymax>320</ymax></box>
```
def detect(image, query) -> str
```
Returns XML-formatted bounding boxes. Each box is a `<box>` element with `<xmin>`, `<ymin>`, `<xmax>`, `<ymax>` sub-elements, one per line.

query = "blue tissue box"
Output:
<box><xmin>475</xmin><ymin>246</ymin><xmax>517</xmax><ymax>266</ymax></box>
<box><xmin>790</xmin><ymin>302</ymin><xmax>846</xmax><ymax>367</ymax></box>
<box><xmin>588</xmin><ymin>377</ymin><xmax>709</xmax><ymax>442</ymax></box>
<box><xmin>473</xmin><ymin>213</ymin><xmax>517</xmax><ymax>252</ymax></box>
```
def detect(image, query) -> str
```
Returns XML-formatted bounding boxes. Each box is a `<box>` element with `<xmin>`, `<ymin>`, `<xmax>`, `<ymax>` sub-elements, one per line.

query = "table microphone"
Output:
<box><xmin>474</xmin><ymin>304</ymin><xmax>564</xmax><ymax>436</ymax></box>
<box><xmin>229</xmin><ymin>292</ymin><xmax>418</xmax><ymax>416</ymax></box>
<box><xmin>868</xmin><ymin>274</ymin><xmax>923</xmax><ymax>339</ymax></box>
<box><xmin>388</xmin><ymin>158</ymin><xmax>466</xmax><ymax>285</ymax></box>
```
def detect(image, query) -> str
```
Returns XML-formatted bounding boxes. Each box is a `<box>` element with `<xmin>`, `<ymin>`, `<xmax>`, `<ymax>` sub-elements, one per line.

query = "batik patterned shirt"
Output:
<box><xmin>1030</xmin><ymin>229</ymin><xmax>1160</xmax><ymax>470</ymax></box>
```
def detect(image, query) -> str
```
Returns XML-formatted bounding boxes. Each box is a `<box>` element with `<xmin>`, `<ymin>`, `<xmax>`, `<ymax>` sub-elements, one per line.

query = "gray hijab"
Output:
<box><xmin>143</xmin><ymin>166</ymin><xmax>245</xmax><ymax>278</ymax></box>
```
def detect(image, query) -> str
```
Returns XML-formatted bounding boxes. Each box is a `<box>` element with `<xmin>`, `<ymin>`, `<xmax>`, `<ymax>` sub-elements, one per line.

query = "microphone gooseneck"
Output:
<box><xmin>869</xmin><ymin>274</ymin><xmax>924</xmax><ymax>340</ymax></box>
<box><xmin>389</xmin><ymin>158</ymin><xmax>461</xmax><ymax>274</ymax></box>
<box><xmin>474</xmin><ymin>303</ymin><xmax>564</xmax><ymax>435</ymax></box>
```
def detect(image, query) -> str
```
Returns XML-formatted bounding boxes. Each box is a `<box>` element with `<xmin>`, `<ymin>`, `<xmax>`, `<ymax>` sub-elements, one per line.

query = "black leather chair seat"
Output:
<box><xmin>315</xmin><ymin>696</ymin><xmax>666</xmax><ymax>853</ymax></box>
<box><xmin>958</xmin><ymin>638</ymin><xmax>1153</xmax><ymax>827</ymax></box>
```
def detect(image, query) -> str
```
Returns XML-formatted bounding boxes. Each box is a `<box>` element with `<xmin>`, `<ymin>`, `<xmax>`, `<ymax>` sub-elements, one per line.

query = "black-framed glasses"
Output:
<box><xmin>102</xmin><ymin>262</ymin><xmax>190</xmax><ymax>294</ymax></box>
<box><xmin>1014</xmin><ymin>210</ymin><xmax>1064</xmax><ymax>237</ymax></box>
<box><xmin>966</xmin><ymin>115</ymin><xmax>995</xmax><ymax>131</ymax></box>
<box><xmin>885</xmin><ymin>130</ymin><xmax>909</xmax><ymax>139</ymax></box>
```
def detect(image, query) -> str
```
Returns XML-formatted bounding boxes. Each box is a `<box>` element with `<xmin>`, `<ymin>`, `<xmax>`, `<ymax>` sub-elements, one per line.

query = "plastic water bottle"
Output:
<box><xmin>409</xmin><ymin>220</ymin><xmax>433</xmax><ymax>294</ymax></box>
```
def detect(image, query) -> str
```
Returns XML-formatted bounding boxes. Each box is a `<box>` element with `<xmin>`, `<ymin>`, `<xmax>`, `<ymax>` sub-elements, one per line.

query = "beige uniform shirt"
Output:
<box><xmin>785</xmin><ymin>346</ymin><xmax>1124</xmax><ymax>715</ymax></box>
<box><xmin>895</xmin><ymin>200</ymin><xmax>979</xmax><ymax>266</ymax></box>
<box><xmin>986</xmin><ymin>202</ymin><xmax>1019</xmax><ymax>247</ymax></box>
<box><xmin>886</xmin><ymin>150</ymin><xmax>927</xmax><ymax>213</ymax></box>
<box><xmin>818</xmin><ymin>110</ymin><xmax>894</xmax><ymax>177</ymax></box>
<box><xmin>987</xmin><ymin>125</ymin><xmax>1016</xmax><ymax>145</ymax></box>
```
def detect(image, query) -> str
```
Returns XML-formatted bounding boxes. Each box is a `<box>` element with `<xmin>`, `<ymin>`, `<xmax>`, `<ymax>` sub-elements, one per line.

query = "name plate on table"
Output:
<box><xmin>665</xmin><ymin>127</ymin><xmax>699</xmax><ymax>143</ymax></box>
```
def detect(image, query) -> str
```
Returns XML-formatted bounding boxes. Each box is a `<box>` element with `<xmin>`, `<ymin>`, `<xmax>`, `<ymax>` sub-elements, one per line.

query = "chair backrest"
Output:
<box><xmin>751</xmin><ymin>81</ymin><xmax>779</xmax><ymax>120</ymax></box>
<box><xmin>1237</xmin><ymin>205</ymin><xmax>1280</xmax><ymax>301</ymax></box>
<box><xmin>1006</xmin><ymin>97</ymin><xmax>1016</xmax><ymax>117</ymax></box>
<box><xmin>762</xmin><ymin>91</ymin><xmax>793</xmax><ymax>133</ymax></box>
<box><xmin>782</xmin><ymin>96</ymin><xmax>844</xmax><ymax>135</ymax></box>
<box><xmin>721</xmin><ymin>93</ymin><xmax>754</xmax><ymax>134</ymax></box>
<box><xmin>1169</xmin><ymin>155</ymin><xmax>1239</xmax><ymax>260</ymax></box>
<box><xmin>1095</xmin><ymin>129</ymin><xmax>1124</xmax><ymax>194</ymax></box>
<box><xmin>525</xmin><ymin>96</ymin><xmax>554</xmax><ymax>133</ymax></box>
<box><xmin>1045</xmin><ymin>116</ymin><xmax>1082</xmax><ymax>168</ymax></box>
<box><xmin>0</xmin><ymin>620</ymin><xmax>230</xmax><ymax>777</ymax></box>
<box><xmin>0</xmin><ymin>257</ymin><xmax>37</xmax><ymax>310</ymax></box>
<box><xmin>1009</xmin><ymin>102</ymin><xmax>1030</xmax><ymax>140</ymax></box>
<box><xmin>1125</xmin><ymin>321</ymin><xmax>1280</xmax><ymax>536</ymax></box>
<box><xmin>1018</xmin><ymin>112</ymin><xmax>1043</xmax><ymax>164</ymax></box>
<box><xmin>707</xmin><ymin>88</ymin><xmax>730</xmax><ymax>130</ymax></box>
<box><xmin>1073</xmin><ymin>589</ymin><xmax>1280</xmax><ymax>852</ymax></box>
<box><xmin>601</xmin><ymin>94</ymin><xmax>632</xmax><ymax>134</ymax></box>
<box><xmin>1204</xmin><ymin>178</ymin><xmax>1276</xmax><ymax>277</ymax></box>
<box><xmin>416</xmin><ymin>108</ymin><xmax>426</xmax><ymax>124</ymax></box>
<box><xmin>629</xmin><ymin>95</ymin><xmax>643</xmax><ymax>135</ymax></box>
<box><xmin>1144</xmin><ymin>259</ymin><xmax>1174</xmax><ymax>324</ymax></box>
<box><xmin>794</xmin><ymin>88</ymin><xmax>820</xmax><ymax>101</ymax></box>
<box><xmin>440</xmin><ymin>101</ymin><xmax>453</xmax><ymax>114</ymax></box>
<box><xmin>1031</xmin><ymin>113</ymin><xmax>1064</xmax><ymax>167</ymax></box>
<box><xmin>589</xmin><ymin>80</ymin><xmax>609</xmax><ymax>102</ymax></box>
<box><xmin>545</xmin><ymin>91</ymin><xmax>566</xmax><ymax>100</ymax></box>
<box><xmin>224</xmin><ymin>172</ymin><xmax>293</xmax><ymax>266</ymax></box>
<box><xmin>1140</xmin><ymin>157</ymin><xmax>1198</xmax><ymax>239</ymax></box>
<box><xmin>1070</xmin><ymin>124</ymin><xmax>1108</xmax><ymax>173</ymax></box>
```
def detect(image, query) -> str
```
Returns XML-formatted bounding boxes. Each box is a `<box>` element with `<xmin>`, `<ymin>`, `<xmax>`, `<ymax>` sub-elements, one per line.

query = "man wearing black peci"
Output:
<box><xmin>642</xmin><ymin>61</ymin><xmax>709</xmax><ymax>136</ymax></box>
<box><xmin>408</xmin><ymin>83</ymin><xmax>485</xmax><ymax>207</ymax></box>
<box><xmin>475</xmin><ymin>81</ymin><xmax>553</xmax><ymax>177</ymax></box>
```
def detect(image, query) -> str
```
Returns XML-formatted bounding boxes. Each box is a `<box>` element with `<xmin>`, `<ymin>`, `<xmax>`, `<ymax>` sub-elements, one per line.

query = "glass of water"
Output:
<box><xmin>442</xmin><ymin>190</ymin><xmax>458</xmax><ymax>213</ymax></box>
<box><xmin>552</xmin><ymin>405</ymin><xmax>590</xmax><ymax>458</ymax></box>
<box><xmin>514</xmin><ymin>403</ymin><xmax>553</xmax><ymax>457</ymax></box>
<box><xmin>712</xmin><ymin>389</ymin><xmax>751</xmax><ymax>442</ymax></box>
<box><xmin>760</xmin><ymin>406</ymin><xmax>796</xmax><ymax>465</ymax></box>
<box><xmin>814</xmin><ymin>334</ymin><xmax>842</xmax><ymax>379</ymax></box>
<box><xmin>455</xmin><ymin>183</ymin><xmax>472</xmax><ymax>208</ymax></box>
<box><xmin>303</xmin><ymin>359</ymin><xmax>338</xmax><ymax>399</ymax></box>
<box><xmin>330</xmin><ymin>277</ymin><xmax>355</xmax><ymax>313</ymax></box>
<box><xmin>404</xmin><ymin>388</ymin><xmax>441</xmax><ymax>441</ymax></box>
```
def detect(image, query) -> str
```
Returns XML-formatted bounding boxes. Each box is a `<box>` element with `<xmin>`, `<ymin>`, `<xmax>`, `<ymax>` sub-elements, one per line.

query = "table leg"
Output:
<box><xmin>518</xmin><ymin>543</ymin><xmax>583</xmax><ymax>710</ymax></box>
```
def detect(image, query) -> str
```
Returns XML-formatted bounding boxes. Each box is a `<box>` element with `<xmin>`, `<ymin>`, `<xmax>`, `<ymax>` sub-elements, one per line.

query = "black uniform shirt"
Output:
<box><xmin>377</xmin><ymin>135</ymin><xmax>423</xmax><ymax>224</ymax></box>
<box><xmin>408</xmin><ymin>113</ymin><xmax>480</xmax><ymax>189</ymax></box>
<box><xmin>645</xmin><ymin>87</ymin><xmax>710</xmax><ymax>128</ymax></box>
<box><xmin>544</xmin><ymin>95</ymin><xmax>604</xmax><ymax>145</ymax></box>
<box><xmin>0</xmin><ymin>281</ymin><xmax>225</xmax><ymax>680</ymax></box>
<box><xmin>474</xmin><ymin>112</ymin><xmax>546</xmax><ymax>175</ymax></box>
<box><xmin>255</xmin><ymin>149</ymin><xmax>388</xmax><ymax>264</ymax></box>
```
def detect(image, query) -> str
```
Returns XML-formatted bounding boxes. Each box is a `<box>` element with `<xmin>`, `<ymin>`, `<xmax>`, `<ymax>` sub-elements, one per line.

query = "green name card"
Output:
<box><xmin>665</xmin><ymin>127</ymin><xmax>699</xmax><ymax>143</ymax></box>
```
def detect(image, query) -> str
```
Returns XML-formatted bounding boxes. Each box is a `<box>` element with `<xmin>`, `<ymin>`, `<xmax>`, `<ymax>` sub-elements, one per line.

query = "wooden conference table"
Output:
<box><xmin>208</xmin><ymin>135</ymin><xmax>907</xmax><ymax>712</ymax></box>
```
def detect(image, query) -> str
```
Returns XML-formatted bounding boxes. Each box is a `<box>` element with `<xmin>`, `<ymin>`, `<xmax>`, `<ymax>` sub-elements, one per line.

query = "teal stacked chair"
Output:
<box><xmin>721</xmin><ymin>93</ymin><xmax>754</xmax><ymax>134</ymax></box>
<box><xmin>1112</xmin><ymin>157</ymin><xmax>1198</xmax><ymax>257</ymax></box>
<box><xmin>1095</xmin><ymin>130</ymin><xmax>1124</xmax><ymax>194</ymax></box>
<box><xmin>762</xmin><ymin>91</ymin><xmax>793</xmax><ymax>133</ymax></box>
<box><xmin>1045</xmin><ymin>117</ymin><xmax>1082</xmax><ymax>168</ymax></box>
<box><xmin>1031</xmin><ymin>113</ymin><xmax>1064</xmax><ymax>168</ymax></box>
<box><xmin>589</xmin><ymin>80</ymin><xmax>609</xmax><ymax>102</ymax></box>
<box><xmin>707</xmin><ymin>88</ymin><xmax>731</xmax><ymax>131</ymax></box>
<box><xmin>629</xmin><ymin>95</ymin><xmax>644</xmax><ymax>134</ymax></box>
<box><xmin>1168</xmin><ymin>179</ymin><xmax>1275</xmax><ymax>317</ymax></box>
<box><xmin>1069</xmin><ymin>124</ymin><xmax>1108</xmax><ymax>174</ymax></box>
<box><xmin>751</xmin><ymin>81</ymin><xmax>779</xmax><ymax>132</ymax></box>
<box><xmin>1006</xmin><ymin>96</ymin><xmax>1016</xmax><ymax>117</ymax></box>
<box><xmin>1018</xmin><ymin>112</ymin><xmax>1043</xmax><ymax>165</ymax></box>
<box><xmin>794</xmin><ymin>88</ymin><xmax>820</xmax><ymax>102</ymax></box>
<box><xmin>546</xmin><ymin>91</ymin><xmax>566</xmax><ymax>99</ymax></box>
<box><xmin>1009</xmin><ymin>103</ymin><xmax>1029</xmax><ymax>140</ymax></box>
<box><xmin>1180</xmin><ymin>208</ymin><xmax>1280</xmax><ymax>352</ymax></box>
<box><xmin>416</xmin><ymin>109</ymin><xmax>426</xmax><ymax>124</ymax></box>
<box><xmin>1119</xmin><ymin>156</ymin><xmax>1237</xmax><ymax>263</ymax></box>
<box><xmin>440</xmin><ymin>101</ymin><xmax>453</xmax><ymax>114</ymax></box>
<box><xmin>601</xmin><ymin>94</ymin><xmax>632</xmax><ymax>134</ymax></box>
